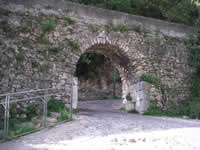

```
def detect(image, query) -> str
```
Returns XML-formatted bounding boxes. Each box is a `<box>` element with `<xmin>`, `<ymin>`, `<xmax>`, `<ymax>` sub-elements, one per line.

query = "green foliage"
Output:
<box><xmin>26</xmin><ymin>104</ymin><xmax>37</xmax><ymax>120</ymax></box>
<box><xmin>8</xmin><ymin>118</ymin><xmax>36</xmax><ymax>138</ymax></box>
<box><xmin>100</xmin><ymin>96</ymin><xmax>109</xmax><ymax>100</ymax></box>
<box><xmin>40</xmin><ymin>37</ymin><xmax>50</xmax><ymax>45</ymax></box>
<box><xmin>8</xmin><ymin>126</ymin><xmax>36</xmax><ymax>138</ymax></box>
<box><xmin>49</xmin><ymin>47</ymin><xmax>63</xmax><ymax>54</ymax></box>
<box><xmin>67</xmin><ymin>40</ymin><xmax>80</xmax><ymax>51</ymax></box>
<box><xmin>57</xmin><ymin>108</ymin><xmax>69</xmax><ymax>122</ymax></box>
<box><xmin>64</xmin><ymin>17</ymin><xmax>76</xmax><ymax>24</ymax></box>
<box><xmin>144</xmin><ymin>105</ymin><xmax>165</xmax><ymax>116</ymax></box>
<box><xmin>126</xmin><ymin>93</ymin><xmax>132</xmax><ymax>101</ymax></box>
<box><xmin>127</xmin><ymin>109</ymin><xmax>138</xmax><ymax>114</ymax></box>
<box><xmin>114</xmin><ymin>24</ymin><xmax>129</xmax><ymax>32</ymax></box>
<box><xmin>16</xmin><ymin>53</ymin><xmax>25</xmax><ymax>63</ymax></box>
<box><xmin>189</xmin><ymin>100</ymin><xmax>200</xmax><ymax>119</ymax></box>
<box><xmin>66</xmin><ymin>0</ymin><xmax>199</xmax><ymax>26</ymax></box>
<box><xmin>42</xmin><ymin>19</ymin><xmax>56</xmax><ymax>33</ymax></box>
<box><xmin>120</xmin><ymin>107</ymin><xmax>126</xmax><ymax>112</ymax></box>
<box><xmin>184</xmin><ymin>17</ymin><xmax>200</xmax><ymax>119</ymax></box>
<box><xmin>140</xmin><ymin>74</ymin><xmax>160</xmax><ymax>88</ymax></box>
<box><xmin>47</xmin><ymin>97</ymin><xmax>66</xmax><ymax>113</ymax></box>
<box><xmin>2</xmin><ymin>23</ymin><xmax>10</xmax><ymax>32</ymax></box>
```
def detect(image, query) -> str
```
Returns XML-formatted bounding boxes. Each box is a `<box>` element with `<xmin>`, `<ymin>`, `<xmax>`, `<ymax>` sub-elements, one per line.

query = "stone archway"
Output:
<box><xmin>73</xmin><ymin>32</ymin><xmax>150</xmax><ymax>113</ymax></box>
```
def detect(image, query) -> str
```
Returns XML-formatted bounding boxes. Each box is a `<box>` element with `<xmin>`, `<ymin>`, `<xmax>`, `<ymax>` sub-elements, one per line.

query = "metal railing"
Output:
<box><xmin>0</xmin><ymin>87</ymin><xmax>73</xmax><ymax>141</ymax></box>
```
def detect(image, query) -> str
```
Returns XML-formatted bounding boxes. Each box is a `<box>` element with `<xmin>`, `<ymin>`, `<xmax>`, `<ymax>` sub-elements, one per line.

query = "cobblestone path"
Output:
<box><xmin>0</xmin><ymin>100</ymin><xmax>200</xmax><ymax>150</ymax></box>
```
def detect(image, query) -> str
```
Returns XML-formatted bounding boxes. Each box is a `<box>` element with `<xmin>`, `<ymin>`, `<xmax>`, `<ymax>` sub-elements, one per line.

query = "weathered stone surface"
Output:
<box><xmin>0</xmin><ymin>0</ymin><xmax>193</xmax><ymax>113</ymax></box>
<box><xmin>72</xmin><ymin>77</ymin><xmax>78</xmax><ymax>109</ymax></box>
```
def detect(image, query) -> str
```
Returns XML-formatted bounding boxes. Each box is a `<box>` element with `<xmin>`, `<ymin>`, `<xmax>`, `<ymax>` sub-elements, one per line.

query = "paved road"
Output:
<box><xmin>0</xmin><ymin>100</ymin><xmax>200</xmax><ymax>150</ymax></box>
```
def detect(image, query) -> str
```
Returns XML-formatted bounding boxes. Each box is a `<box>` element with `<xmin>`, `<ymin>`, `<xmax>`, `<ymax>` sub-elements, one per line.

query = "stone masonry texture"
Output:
<box><xmin>0</xmin><ymin>0</ymin><xmax>195</xmax><ymax>112</ymax></box>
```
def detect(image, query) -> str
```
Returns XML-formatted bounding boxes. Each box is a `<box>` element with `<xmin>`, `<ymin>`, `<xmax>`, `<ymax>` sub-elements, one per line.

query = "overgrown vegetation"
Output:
<box><xmin>66</xmin><ymin>0</ymin><xmax>199</xmax><ymax>26</ymax></box>
<box><xmin>113</xmin><ymin>24</ymin><xmax>129</xmax><ymax>32</ymax></box>
<box><xmin>49</xmin><ymin>47</ymin><xmax>63</xmax><ymax>54</ymax></box>
<box><xmin>127</xmin><ymin>109</ymin><xmax>138</xmax><ymax>114</ymax></box>
<box><xmin>140</xmin><ymin>74</ymin><xmax>160</xmax><ymax>89</ymax></box>
<box><xmin>16</xmin><ymin>53</ymin><xmax>25</xmax><ymax>63</ymax></box>
<box><xmin>64</xmin><ymin>17</ymin><xmax>76</xmax><ymax>24</ymax></box>
<box><xmin>184</xmin><ymin>18</ymin><xmax>200</xmax><ymax>119</ymax></box>
<box><xmin>8</xmin><ymin>119</ymin><xmax>36</xmax><ymax>138</ymax></box>
<box><xmin>47</xmin><ymin>97</ymin><xmax>71</xmax><ymax>121</ymax></box>
<box><xmin>42</xmin><ymin>19</ymin><xmax>57</xmax><ymax>34</ymax></box>
<box><xmin>67</xmin><ymin>40</ymin><xmax>80</xmax><ymax>51</ymax></box>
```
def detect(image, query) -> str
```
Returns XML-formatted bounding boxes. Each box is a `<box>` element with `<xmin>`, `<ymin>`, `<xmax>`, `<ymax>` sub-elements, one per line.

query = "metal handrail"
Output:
<box><xmin>0</xmin><ymin>88</ymin><xmax>56</xmax><ymax>97</ymax></box>
<box><xmin>0</xmin><ymin>87</ymin><xmax>73</xmax><ymax>141</ymax></box>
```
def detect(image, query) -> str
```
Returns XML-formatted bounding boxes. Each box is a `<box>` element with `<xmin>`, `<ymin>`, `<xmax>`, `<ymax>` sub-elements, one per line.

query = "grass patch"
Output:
<box><xmin>116</xmin><ymin>24</ymin><xmax>129</xmax><ymax>32</ymax></box>
<box><xmin>16</xmin><ymin>53</ymin><xmax>25</xmax><ymax>63</ymax></box>
<box><xmin>120</xmin><ymin>107</ymin><xmax>126</xmax><ymax>112</ymax></box>
<box><xmin>8</xmin><ymin>126</ymin><xmax>36</xmax><ymax>138</ymax></box>
<box><xmin>127</xmin><ymin>109</ymin><xmax>138</xmax><ymax>114</ymax></box>
<box><xmin>64</xmin><ymin>17</ymin><xmax>76</xmax><ymax>24</ymax></box>
<box><xmin>57</xmin><ymin>108</ymin><xmax>69</xmax><ymax>122</ymax></box>
<box><xmin>100</xmin><ymin>96</ymin><xmax>109</xmax><ymax>100</ymax></box>
<box><xmin>42</xmin><ymin>19</ymin><xmax>56</xmax><ymax>34</ymax></box>
<box><xmin>49</xmin><ymin>47</ymin><xmax>63</xmax><ymax>54</ymax></box>
<box><xmin>143</xmin><ymin>102</ymin><xmax>185</xmax><ymax>118</ymax></box>
<box><xmin>67</xmin><ymin>40</ymin><xmax>80</xmax><ymax>51</ymax></box>
<box><xmin>40</xmin><ymin>37</ymin><xmax>50</xmax><ymax>45</ymax></box>
<box><xmin>8</xmin><ymin>118</ymin><xmax>36</xmax><ymax>138</ymax></box>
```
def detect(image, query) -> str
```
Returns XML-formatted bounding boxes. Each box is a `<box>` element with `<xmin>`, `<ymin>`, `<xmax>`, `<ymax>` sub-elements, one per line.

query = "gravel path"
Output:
<box><xmin>0</xmin><ymin>100</ymin><xmax>200</xmax><ymax>150</ymax></box>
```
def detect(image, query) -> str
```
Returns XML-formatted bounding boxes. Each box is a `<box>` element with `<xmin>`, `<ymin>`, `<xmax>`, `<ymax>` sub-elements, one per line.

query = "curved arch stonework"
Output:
<box><xmin>0</xmin><ymin>0</ymin><xmax>193</xmax><ymax>113</ymax></box>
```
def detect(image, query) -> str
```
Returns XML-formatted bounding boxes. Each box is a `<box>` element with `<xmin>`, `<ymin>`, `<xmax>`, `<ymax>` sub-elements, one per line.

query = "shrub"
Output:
<box><xmin>143</xmin><ymin>102</ymin><xmax>165</xmax><ymax>116</ymax></box>
<box><xmin>26</xmin><ymin>104</ymin><xmax>37</xmax><ymax>120</ymax></box>
<box><xmin>47</xmin><ymin>97</ymin><xmax>65</xmax><ymax>113</ymax></box>
<box><xmin>189</xmin><ymin>100</ymin><xmax>200</xmax><ymax>119</ymax></box>
<box><xmin>57</xmin><ymin>108</ymin><xmax>69</xmax><ymax>122</ymax></box>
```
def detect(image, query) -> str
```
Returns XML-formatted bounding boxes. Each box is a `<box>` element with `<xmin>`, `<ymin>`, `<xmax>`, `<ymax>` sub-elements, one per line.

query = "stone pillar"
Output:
<box><xmin>130</xmin><ymin>81</ymin><xmax>151</xmax><ymax>114</ymax></box>
<box><xmin>72</xmin><ymin>77</ymin><xmax>78</xmax><ymax>109</ymax></box>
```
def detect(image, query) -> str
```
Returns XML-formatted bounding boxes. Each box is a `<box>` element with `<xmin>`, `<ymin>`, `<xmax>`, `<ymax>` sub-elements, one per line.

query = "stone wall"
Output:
<box><xmin>0</xmin><ymin>0</ymin><xmax>194</xmax><ymax>113</ymax></box>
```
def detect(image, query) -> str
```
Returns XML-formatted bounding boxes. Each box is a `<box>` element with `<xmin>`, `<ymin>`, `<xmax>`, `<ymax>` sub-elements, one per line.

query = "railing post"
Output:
<box><xmin>42</xmin><ymin>90</ymin><xmax>48</xmax><ymax>127</ymax></box>
<box><xmin>4</xmin><ymin>95</ymin><xmax>10</xmax><ymax>140</ymax></box>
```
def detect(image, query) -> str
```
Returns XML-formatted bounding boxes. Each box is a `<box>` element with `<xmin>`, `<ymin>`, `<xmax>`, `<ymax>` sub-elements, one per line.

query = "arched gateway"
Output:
<box><xmin>0</xmin><ymin>0</ymin><xmax>195</xmax><ymax>113</ymax></box>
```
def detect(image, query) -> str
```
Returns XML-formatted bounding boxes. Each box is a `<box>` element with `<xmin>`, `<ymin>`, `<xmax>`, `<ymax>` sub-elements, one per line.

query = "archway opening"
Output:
<box><xmin>75</xmin><ymin>52</ymin><xmax>122</xmax><ymax>100</ymax></box>
<box><xmin>72</xmin><ymin>43</ymin><xmax>146</xmax><ymax>113</ymax></box>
